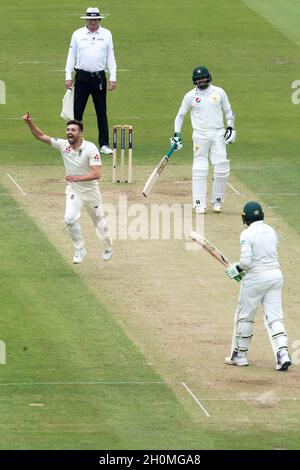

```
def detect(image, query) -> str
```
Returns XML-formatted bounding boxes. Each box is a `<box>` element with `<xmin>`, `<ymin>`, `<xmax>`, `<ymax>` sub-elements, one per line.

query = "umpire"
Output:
<box><xmin>65</xmin><ymin>7</ymin><xmax>117</xmax><ymax>155</ymax></box>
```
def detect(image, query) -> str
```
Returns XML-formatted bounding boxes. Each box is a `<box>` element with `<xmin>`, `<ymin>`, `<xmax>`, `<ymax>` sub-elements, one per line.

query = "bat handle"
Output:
<box><xmin>166</xmin><ymin>143</ymin><xmax>177</xmax><ymax>158</ymax></box>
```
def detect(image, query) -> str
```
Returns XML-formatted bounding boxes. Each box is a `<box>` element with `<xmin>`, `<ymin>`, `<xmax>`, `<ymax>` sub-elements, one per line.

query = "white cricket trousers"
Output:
<box><xmin>64</xmin><ymin>188</ymin><xmax>112</xmax><ymax>251</ymax></box>
<box><xmin>235</xmin><ymin>271</ymin><xmax>288</xmax><ymax>354</ymax></box>
<box><xmin>192</xmin><ymin>128</ymin><xmax>230</xmax><ymax>209</ymax></box>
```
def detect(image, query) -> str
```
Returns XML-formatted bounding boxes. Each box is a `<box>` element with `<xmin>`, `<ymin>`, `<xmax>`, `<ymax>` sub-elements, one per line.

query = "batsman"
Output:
<box><xmin>170</xmin><ymin>65</ymin><xmax>236</xmax><ymax>214</ymax></box>
<box><xmin>225</xmin><ymin>201</ymin><xmax>291</xmax><ymax>371</ymax></box>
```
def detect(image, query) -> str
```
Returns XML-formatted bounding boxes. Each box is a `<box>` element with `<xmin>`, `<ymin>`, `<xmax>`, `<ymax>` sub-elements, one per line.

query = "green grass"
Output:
<box><xmin>0</xmin><ymin>183</ymin><xmax>215</xmax><ymax>449</ymax></box>
<box><xmin>242</xmin><ymin>0</ymin><xmax>300</xmax><ymax>46</ymax></box>
<box><xmin>1</xmin><ymin>0</ymin><xmax>300</xmax><ymax>449</ymax></box>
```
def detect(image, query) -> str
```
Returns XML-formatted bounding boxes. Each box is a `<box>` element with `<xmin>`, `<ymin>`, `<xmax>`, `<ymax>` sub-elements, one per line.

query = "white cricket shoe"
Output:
<box><xmin>73</xmin><ymin>247</ymin><xmax>87</xmax><ymax>264</ymax></box>
<box><xmin>276</xmin><ymin>351</ymin><xmax>291</xmax><ymax>371</ymax></box>
<box><xmin>214</xmin><ymin>202</ymin><xmax>222</xmax><ymax>213</ymax></box>
<box><xmin>194</xmin><ymin>207</ymin><xmax>206</xmax><ymax>214</ymax></box>
<box><xmin>225</xmin><ymin>352</ymin><xmax>249</xmax><ymax>367</ymax></box>
<box><xmin>102</xmin><ymin>249</ymin><xmax>113</xmax><ymax>261</ymax></box>
<box><xmin>100</xmin><ymin>145</ymin><xmax>113</xmax><ymax>155</ymax></box>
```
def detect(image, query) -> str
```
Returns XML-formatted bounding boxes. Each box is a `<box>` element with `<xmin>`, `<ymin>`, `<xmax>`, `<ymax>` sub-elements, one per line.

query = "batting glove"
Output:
<box><xmin>226</xmin><ymin>263</ymin><xmax>246</xmax><ymax>283</ymax></box>
<box><xmin>170</xmin><ymin>132</ymin><xmax>183</xmax><ymax>151</ymax></box>
<box><xmin>224</xmin><ymin>127</ymin><xmax>237</xmax><ymax>144</ymax></box>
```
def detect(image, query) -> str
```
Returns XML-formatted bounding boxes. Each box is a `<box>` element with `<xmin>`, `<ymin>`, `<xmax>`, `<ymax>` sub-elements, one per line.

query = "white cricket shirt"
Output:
<box><xmin>65</xmin><ymin>26</ymin><xmax>117</xmax><ymax>81</ymax></box>
<box><xmin>174</xmin><ymin>84</ymin><xmax>234</xmax><ymax>132</ymax></box>
<box><xmin>51</xmin><ymin>138</ymin><xmax>102</xmax><ymax>194</ymax></box>
<box><xmin>239</xmin><ymin>221</ymin><xmax>281</xmax><ymax>275</ymax></box>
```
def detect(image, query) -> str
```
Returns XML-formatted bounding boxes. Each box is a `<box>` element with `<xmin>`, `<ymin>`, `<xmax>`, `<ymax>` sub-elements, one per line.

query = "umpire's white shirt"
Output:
<box><xmin>65</xmin><ymin>26</ymin><xmax>117</xmax><ymax>81</ymax></box>
<box><xmin>239</xmin><ymin>221</ymin><xmax>282</xmax><ymax>280</ymax></box>
<box><xmin>174</xmin><ymin>85</ymin><xmax>234</xmax><ymax>133</ymax></box>
<box><xmin>51</xmin><ymin>138</ymin><xmax>102</xmax><ymax>194</ymax></box>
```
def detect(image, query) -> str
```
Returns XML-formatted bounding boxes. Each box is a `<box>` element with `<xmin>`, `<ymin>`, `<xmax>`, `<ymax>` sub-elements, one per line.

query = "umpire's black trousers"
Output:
<box><xmin>74</xmin><ymin>69</ymin><xmax>109</xmax><ymax>148</ymax></box>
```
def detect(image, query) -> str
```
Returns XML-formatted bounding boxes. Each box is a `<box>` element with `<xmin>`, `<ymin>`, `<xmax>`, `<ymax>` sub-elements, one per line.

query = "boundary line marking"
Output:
<box><xmin>6</xmin><ymin>173</ymin><xmax>26</xmax><ymax>196</ymax></box>
<box><xmin>181</xmin><ymin>382</ymin><xmax>210</xmax><ymax>418</ymax></box>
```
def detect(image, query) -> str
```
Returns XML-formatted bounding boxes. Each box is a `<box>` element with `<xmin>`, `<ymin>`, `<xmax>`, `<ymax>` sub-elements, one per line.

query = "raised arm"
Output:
<box><xmin>23</xmin><ymin>112</ymin><xmax>51</xmax><ymax>145</ymax></box>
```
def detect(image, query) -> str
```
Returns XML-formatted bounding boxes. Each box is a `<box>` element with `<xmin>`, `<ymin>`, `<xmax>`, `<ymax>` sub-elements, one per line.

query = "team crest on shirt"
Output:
<box><xmin>65</xmin><ymin>146</ymin><xmax>71</xmax><ymax>153</ymax></box>
<box><xmin>212</xmin><ymin>95</ymin><xmax>219</xmax><ymax>103</ymax></box>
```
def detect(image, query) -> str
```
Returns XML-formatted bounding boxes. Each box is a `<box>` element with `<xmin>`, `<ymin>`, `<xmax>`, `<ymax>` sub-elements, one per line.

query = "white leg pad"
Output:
<box><xmin>192</xmin><ymin>166</ymin><xmax>208</xmax><ymax>209</ymax></box>
<box><xmin>211</xmin><ymin>160</ymin><xmax>230</xmax><ymax>204</ymax></box>
<box><xmin>236</xmin><ymin>320</ymin><xmax>254</xmax><ymax>353</ymax></box>
<box><xmin>268</xmin><ymin>320</ymin><xmax>288</xmax><ymax>353</ymax></box>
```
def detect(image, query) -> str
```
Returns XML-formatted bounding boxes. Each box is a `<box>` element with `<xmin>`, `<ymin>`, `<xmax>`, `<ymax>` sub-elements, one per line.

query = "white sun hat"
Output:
<box><xmin>80</xmin><ymin>7</ymin><xmax>105</xmax><ymax>19</ymax></box>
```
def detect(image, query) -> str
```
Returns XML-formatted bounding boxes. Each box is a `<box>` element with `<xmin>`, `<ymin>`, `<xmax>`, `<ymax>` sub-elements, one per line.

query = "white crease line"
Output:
<box><xmin>17</xmin><ymin>61</ymin><xmax>55</xmax><ymax>64</ymax></box>
<box><xmin>113</xmin><ymin>116</ymin><xmax>141</xmax><ymax>119</ymax></box>
<box><xmin>0</xmin><ymin>117</ymin><xmax>23</xmax><ymax>120</ymax></box>
<box><xmin>0</xmin><ymin>380</ymin><xmax>297</xmax><ymax>404</ymax></box>
<box><xmin>181</xmin><ymin>382</ymin><xmax>210</xmax><ymax>418</ymax></box>
<box><xmin>6</xmin><ymin>173</ymin><xmax>26</xmax><ymax>195</ymax></box>
<box><xmin>254</xmin><ymin>193</ymin><xmax>300</xmax><ymax>196</ymax></box>
<box><xmin>201</xmin><ymin>397</ymin><xmax>299</xmax><ymax>401</ymax></box>
<box><xmin>51</xmin><ymin>69</ymin><xmax>131</xmax><ymax>73</ymax></box>
<box><xmin>227</xmin><ymin>181</ymin><xmax>241</xmax><ymax>195</ymax></box>
<box><xmin>0</xmin><ymin>380</ymin><xmax>174</xmax><ymax>386</ymax></box>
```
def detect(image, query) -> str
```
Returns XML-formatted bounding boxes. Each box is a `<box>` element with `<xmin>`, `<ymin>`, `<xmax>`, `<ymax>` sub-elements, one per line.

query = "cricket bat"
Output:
<box><xmin>189</xmin><ymin>230</ymin><xmax>230</xmax><ymax>267</ymax></box>
<box><xmin>189</xmin><ymin>230</ymin><xmax>238</xmax><ymax>358</ymax></box>
<box><xmin>142</xmin><ymin>143</ymin><xmax>177</xmax><ymax>197</ymax></box>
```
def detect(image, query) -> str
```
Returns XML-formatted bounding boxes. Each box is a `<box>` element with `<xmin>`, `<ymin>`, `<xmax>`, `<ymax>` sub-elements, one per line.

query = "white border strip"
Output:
<box><xmin>6</xmin><ymin>173</ymin><xmax>26</xmax><ymax>195</ymax></box>
<box><xmin>182</xmin><ymin>382</ymin><xmax>210</xmax><ymax>418</ymax></box>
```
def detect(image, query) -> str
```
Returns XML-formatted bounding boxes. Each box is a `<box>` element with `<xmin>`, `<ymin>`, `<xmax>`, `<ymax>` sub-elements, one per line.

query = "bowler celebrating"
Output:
<box><xmin>23</xmin><ymin>113</ymin><xmax>113</xmax><ymax>263</ymax></box>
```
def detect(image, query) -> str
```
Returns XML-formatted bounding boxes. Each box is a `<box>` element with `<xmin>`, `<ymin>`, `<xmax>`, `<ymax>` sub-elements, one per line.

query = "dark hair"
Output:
<box><xmin>67</xmin><ymin>120</ymin><xmax>83</xmax><ymax>131</ymax></box>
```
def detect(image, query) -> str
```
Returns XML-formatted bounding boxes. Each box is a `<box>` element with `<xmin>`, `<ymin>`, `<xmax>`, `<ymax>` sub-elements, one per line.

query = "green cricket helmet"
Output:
<box><xmin>242</xmin><ymin>201</ymin><xmax>264</xmax><ymax>225</ymax></box>
<box><xmin>192</xmin><ymin>66</ymin><xmax>212</xmax><ymax>88</ymax></box>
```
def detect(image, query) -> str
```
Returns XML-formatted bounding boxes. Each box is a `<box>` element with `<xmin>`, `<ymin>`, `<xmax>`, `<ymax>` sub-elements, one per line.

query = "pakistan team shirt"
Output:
<box><xmin>175</xmin><ymin>85</ymin><xmax>234</xmax><ymax>132</ymax></box>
